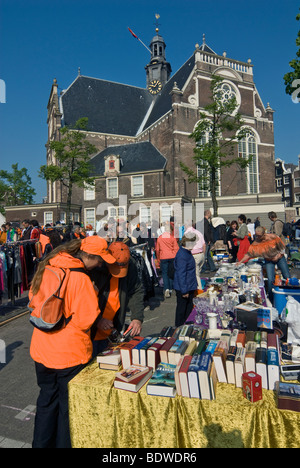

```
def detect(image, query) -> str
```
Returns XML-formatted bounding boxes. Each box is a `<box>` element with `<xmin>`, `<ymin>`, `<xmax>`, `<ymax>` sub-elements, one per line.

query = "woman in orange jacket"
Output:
<box><xmin>30</xmin><ymin>236</ymin><xmax>116</xmax><ymax>448</ymax></box>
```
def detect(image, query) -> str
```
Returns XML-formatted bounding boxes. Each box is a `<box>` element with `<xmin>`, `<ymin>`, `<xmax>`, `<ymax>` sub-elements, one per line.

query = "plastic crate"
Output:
<box><xmin>273</xmin><ymin>286</ymin><xmax>300</xmax><ymax>314</ymax></box>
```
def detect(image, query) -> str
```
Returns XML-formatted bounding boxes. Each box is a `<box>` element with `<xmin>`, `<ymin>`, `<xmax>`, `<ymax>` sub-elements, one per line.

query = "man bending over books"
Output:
<box><xmin>237</xmin><ymin>226</ymin><xmax>290</xmax><ymax>302</ymax></box>
<box><xmin>89</xmin><ymin>241</ymin><xmax>144</xmax><ymax>356</ymax></box>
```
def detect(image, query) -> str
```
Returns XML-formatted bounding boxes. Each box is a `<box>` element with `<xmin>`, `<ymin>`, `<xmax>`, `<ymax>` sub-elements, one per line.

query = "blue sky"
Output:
<box><xmin>0</xmin><ymin>0</ymin><xmax>299</xmax><ymax>203</ymax></box>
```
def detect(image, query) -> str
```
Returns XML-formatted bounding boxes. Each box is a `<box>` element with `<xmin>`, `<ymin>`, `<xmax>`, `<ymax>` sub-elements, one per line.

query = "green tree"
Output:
<box><xmin>284</xmin><ymin>8</ymin><xmax>300</xmax><ymax>99</ymax></box>
<box><xmin>40</xmin><ymin>118</ymin><xmax>97</xmax><ymax>225</ymax></box>
<box><xmin>180</xmin><ymin>76</ymin><xmax>252</xmax><ymax>216</ymax></box>
<box><xmin>0</xmin><ymin>163</ymin><xmax>36</xmax><ymax>214</ymax></box>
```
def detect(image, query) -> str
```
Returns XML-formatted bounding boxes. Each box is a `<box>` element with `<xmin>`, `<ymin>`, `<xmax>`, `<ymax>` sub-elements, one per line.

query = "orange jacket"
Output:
<box><xmin>155</xmin><ymin>232</ymin><xmax>179</xmax><ymax>261</ymax></box>
<box><xmin>30</xmin><ymin>252</ymin><xmax>101</xmax><ymax>369</ymax></box>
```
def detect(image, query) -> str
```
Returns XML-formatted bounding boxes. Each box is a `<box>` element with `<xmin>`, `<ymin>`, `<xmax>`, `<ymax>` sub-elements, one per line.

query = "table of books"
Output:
<box><xmin>68</xmin><ymin>359</ymin><xmax>300</xmax><ymax>449</ymax></box>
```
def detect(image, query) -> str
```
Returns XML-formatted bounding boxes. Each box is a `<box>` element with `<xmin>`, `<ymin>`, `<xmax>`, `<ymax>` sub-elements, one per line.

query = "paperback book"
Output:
<box><xmin>146</xmin><ymin>362</ymin><xmax>177</xmax><ymax>398</ymax></box>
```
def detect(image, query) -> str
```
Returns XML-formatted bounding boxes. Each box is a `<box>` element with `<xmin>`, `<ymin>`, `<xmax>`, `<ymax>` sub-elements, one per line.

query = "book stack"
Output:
<box><xmin>114</xmin><ymin>365</ymin><xmax>153</xmax><ymax>393</ymax></box>
<box><xmin>97</xmin><ymin>346</ymin><xmax>122</xmax><ymax>370</ymax></box>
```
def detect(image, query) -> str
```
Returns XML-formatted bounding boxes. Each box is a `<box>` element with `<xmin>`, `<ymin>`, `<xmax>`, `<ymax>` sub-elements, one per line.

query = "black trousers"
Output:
<box><xmin>175</xmin><ymin>290</ymin><xmax>194</xmax><ymax>327</ymax></box>
<box><xmin>33</xmin><ymin>362</ymin><xmax>85</xmax><ymax>448</ymax></box>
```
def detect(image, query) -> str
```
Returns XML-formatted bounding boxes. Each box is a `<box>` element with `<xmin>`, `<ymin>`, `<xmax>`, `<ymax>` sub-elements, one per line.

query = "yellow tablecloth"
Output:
<box><xmin>68</xmin><ymin>360</ymin><xmax>300</xmax><ymax>448</ymax></box>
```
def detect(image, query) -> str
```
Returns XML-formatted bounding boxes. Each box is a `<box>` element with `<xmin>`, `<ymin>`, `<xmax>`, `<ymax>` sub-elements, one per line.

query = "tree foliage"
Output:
<box><xmin>39</xmin><ymin>117</ymin><xmax>97</xmax><ymax>224</ymax></box>
<box><xmin>180</xmin><ymin>76</ymin><xmax>252</xmax><ymax>216</ymax></box>
<box><xmin>284</xmin><ymin>9</ymin><xmax>300</xmax><ymax>98</ymax></box>
<box><xmin>0</xmin><ymin>163</ymin><xmax>36</xmax><ymax>214</ymax></box>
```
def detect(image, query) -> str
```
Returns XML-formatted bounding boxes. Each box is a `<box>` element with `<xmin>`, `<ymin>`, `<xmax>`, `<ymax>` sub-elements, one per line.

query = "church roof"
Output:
<box><xmin>61</xmin><ymin>77</ymin><xmax>153</xmax><ymax>136</ymax></box>
<box><xmin>90</xmin><ymin>141</ymin><xmax>166</xmax><ymax>176</ymax></box>
<box><xmin>60</xmin><ymin>49</ymin><xmax>196</xmax><ymax>136</ymax></box>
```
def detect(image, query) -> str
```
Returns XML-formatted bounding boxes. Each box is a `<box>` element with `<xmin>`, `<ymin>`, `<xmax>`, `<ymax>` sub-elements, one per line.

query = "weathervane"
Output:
<box><xmin>155</xmin><ymin>13</ymin><xmax>160</xmax><ymax>33</ymax></box>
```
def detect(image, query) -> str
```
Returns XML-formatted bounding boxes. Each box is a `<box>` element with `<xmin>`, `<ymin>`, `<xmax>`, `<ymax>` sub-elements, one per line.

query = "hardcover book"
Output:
<box><xmin>131</xmin><ymin>336</ymin><xmax>153</xmax><ymax>365</ymax></box>
<box><xmin>226</xmin><ymin>346</ymin><xmax>237</xmax><ymax>385</ymax></box>
<box><xmin>205</xmin><ymin>340</ymin><xmax>219</xmax><ymax>355</ymax></box>
<box><xmin>213</xmin><ymin>340</ymin><xmax>228</xmax><ymax>383</ymax></box>
<box><xmin>114</xmin><ymin>368</ymin><xmax>153</xmax><ymax>393</ymax></box>
<box><xmin>174</xmin><ymin>356</ymin><xmax>184</xmax><ymax>396</ymax></box>
<box><xmin>257</xmin><ymin>307</ymin><xmax>273</xmax><ymax>330</ymax></box>
<box><xmin>159</xmin><ymin>337</ymin><xmax>177</xmax><ymax>363</ymax></box>
<box><xmin>146</xmin><ymin>362</ymin><xmax>177</xmax><ymax>398</ymax></box>
<box><xmin>267</xmin><ymin>333</ymin><xmax>279</xmax><ymax>351</ymax></box>
<box><xmin>198</xmin><ymin>352</ymin><xmax>214</xmax><ymax>399</ymax></box>
<box><xmin>147</xmin><ymin>338</ymin><xmax>168</xmax><ymax>369</ymax></box>
<box><xmin>245</xmin><ymin>341</ymin><xmax>257</xmax><ymax>373</ymax></box>
<box><xmin>234</xmin><ymin>347</ymin><xmax>246</xmax><ymax>388</ymax></box>
<box><xmin>184</xmin><ymin>340</ymin><xmax>198</xmax><ymax>356</ymax></box>
<box><xmin>178</xmin><ymin>355</ymin><xmax>193</xmax><ymax>397</ymax></box>
<box><xmin>97</xmin><ymin>347</ymin><xmax>121</xmax><ymax>366</ymax></box>
<box><xmin>236</xmin><ymin>331</ymin><xmax>246</xmax><ymax>348</ymax></box>
<box><xmin>139</xmin><ymin>337</ymin><xmax>158</xmax><ymax>366</ymax></box>
<box><xmin>116</xmin><ymin>364</ymin><xmax>150</xmax><ymax>382</ymax></box>
<box><xmin>168</xmin><ymin>340</ymin><xmax>185</xmax><ymax>365</ymax></box>
<box><xmin>187</xmin><ymin>354</ymin><xmax>202</xmax><ymax>399</ymax></box>
<box><xmin>267</xmin><ymin>348</ymin><xmax>280</xmax><ymax>391</ymax></box>
<box><xmin>255</xmin><ymin>347</ymin><xmax>268</xmax><ymax>390</ymax></box>
<box><xmin>119</xmin><ymin>336</ymin><xmax>145</xmax><ymax>370</ymax></box>
<box><xmin>230</xmin><ymin>329</ymin><xmax>239</xmax><ymax>347</ymax></box>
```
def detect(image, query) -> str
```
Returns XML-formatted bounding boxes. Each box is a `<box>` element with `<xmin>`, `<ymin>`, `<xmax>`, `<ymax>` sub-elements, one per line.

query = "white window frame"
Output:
<box><xmin>140</xmin><ymin>206</ymin><xmax>151</xmax><ymax>224</ymax></box>
<box><xmin>276</xmin><ymin>179</ymin><xmax>282</xmax><ymax>187</ymax></box>
<box><xmin>44</xmin><ymin>211</ymin><xmax>53</xmax><ymax>225</ymax></box>
<box><xmin>283</xmin><ymin>176</ymin><xmax>290</xmax><ymax>185</ymax></box>
<box><xmin>84</xmin><ymin>183</ymin><xmax>95</xmax><ymax>201</ymax></box>
<box><xmin>238</xmin><ymin>128</ymin><xmax>259</xmax><ymax>194</ymax></box>
<box><xmin>84</xmin><ymin>208</ymin><xmax>96</xmax><ymax>229</ymax></box>
<box><xmin>195</xmin><ymin>122</ymin><xmax>221</xmax><ymax>198</ymax></box>
<box><xmin>131</xmin><ymin>175</ymin><xmax>144</xmax><ymax>197</ymax></box>
<box><xmin>160</xmin><ymin>204</ymin><xmax>173</xmax><ymax>224</ymax></box>
<box><xmin>106</xmin><ymin>177</ymin><xmax>118</xmax><ymax>199</ymax></box>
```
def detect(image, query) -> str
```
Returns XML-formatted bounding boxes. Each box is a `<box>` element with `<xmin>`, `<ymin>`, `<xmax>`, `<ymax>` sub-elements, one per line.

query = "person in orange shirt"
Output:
<box><xmin>90</xmin><ymin>242</ymin><xmax>144</xmax><ymax>356</ymax></box>
<box><xmin>155</xmin><ymin>224</ymin><xmax>179</xmax><ymax>298</ymax></box>
<box><xmin>237</xmin><ymin>226</ymin><xmax>290</xmax><ymax>302</ymax></box>
<box><xmin>29</xmin><ymin>236</ymin><xmax>116</xmax><ymax>448</ymax></box>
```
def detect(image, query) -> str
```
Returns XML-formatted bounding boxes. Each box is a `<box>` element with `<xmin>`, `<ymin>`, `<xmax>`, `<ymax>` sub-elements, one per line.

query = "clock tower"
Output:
<box><xmin>145</xmin><ymin>19</ymin><xmax>172</xmax><ymax>93</ymax></box>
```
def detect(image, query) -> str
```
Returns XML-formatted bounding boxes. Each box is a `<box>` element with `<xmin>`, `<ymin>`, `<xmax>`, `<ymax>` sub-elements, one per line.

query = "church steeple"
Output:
<box><xmin>145</xmin><ymin>14</ymin><xmax>172</xmax><ymax>92</ymax></box>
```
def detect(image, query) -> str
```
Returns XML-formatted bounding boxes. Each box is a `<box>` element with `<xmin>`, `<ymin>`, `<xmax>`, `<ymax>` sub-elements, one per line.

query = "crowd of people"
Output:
<box><xmin>0</xmin><ymin>210</ymin><xmax>295</xmax><ymax>447</ymax></box>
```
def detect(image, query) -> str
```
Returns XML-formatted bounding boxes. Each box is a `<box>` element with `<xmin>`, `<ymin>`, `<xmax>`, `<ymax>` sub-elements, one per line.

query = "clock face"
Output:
<box><xmin>148</xmin><ymin>80</ymin><xmax>162</xmax><ymax>95</ymax></box>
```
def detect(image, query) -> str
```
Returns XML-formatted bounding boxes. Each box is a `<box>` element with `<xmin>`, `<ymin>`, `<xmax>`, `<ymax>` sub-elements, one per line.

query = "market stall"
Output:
<box><xmin>68</xmin><ymin>260</ymin><xmax>300</xmax><ymax>449</ymax></box>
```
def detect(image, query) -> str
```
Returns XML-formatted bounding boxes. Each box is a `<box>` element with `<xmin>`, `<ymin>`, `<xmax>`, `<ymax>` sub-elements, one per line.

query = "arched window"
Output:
<box><xmin>196</xmin><ymin>122</ymin><xmax>221</xmax><ymax>198</ymax></box>
<box><xmin>238</xmin><ymin>129</ymin><xmax>259</xmax><ymax>194</ymax></box>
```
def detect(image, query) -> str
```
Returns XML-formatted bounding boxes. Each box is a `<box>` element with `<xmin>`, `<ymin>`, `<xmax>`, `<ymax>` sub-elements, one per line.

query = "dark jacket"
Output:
<box><xmin>89</xmin><ymin>256</ymin><xmax>144</xmax><ymax>334</ymax></box>
<box><xmin>204</xmin><ymin>217</ymin><xmax>214</xmax><ymax>244</ymax></box>
<box><xmin>173</xmin><ymin>247</ymin><xmax>197</xmax><ymax>295</ymax></box>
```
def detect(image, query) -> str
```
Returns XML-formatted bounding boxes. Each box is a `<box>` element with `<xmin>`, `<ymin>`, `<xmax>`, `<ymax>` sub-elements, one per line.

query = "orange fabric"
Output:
<box><xmin>155</xmin><ymin>232</ymin><xmax>179</xmax><ymax>261</ymax></box>
<box><xmin>94</xmin><ymin>277</ymin><xmax>120</xmax><ymax>341</ymax></box>
<box><xmin>247</xmin><ymin>234</ymin><xmax>286</xmax><ymax>261</ymax></box>
<box><xmin>30</xmin><ymin>252</ymin><xmax>101</xmax><ymax>369</ymax></box>
<box><xmin>39</xmin><ymin>233</ymin><xmax>50</xmax><ymax>254</ymax></box>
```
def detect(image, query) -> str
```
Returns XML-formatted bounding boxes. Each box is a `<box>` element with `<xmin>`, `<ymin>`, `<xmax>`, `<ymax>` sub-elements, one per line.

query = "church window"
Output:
<box><xmin>238</xmin><ymin>129</ymin><xmax>259</xmax><ymax>194</ymax></box>
<box><xmin>196</xmin><ymin>122</ymin><xmax>221</xmax><ymax>198</ymax></box>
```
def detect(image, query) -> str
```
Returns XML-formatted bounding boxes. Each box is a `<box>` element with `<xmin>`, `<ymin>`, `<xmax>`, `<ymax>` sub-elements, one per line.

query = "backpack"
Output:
<box><xmin>282</xmin><ymin>221</ymin><xmax>293</xmax><ymax>238</ymax></box>
<box><xmin>28</xmin><ymin>265</ymin><xmax>87</xmax><ymax>332</ymax></box>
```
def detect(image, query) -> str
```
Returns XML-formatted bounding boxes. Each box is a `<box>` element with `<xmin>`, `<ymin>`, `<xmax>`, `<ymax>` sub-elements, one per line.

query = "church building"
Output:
<box><xmin>45</xmin><ymin>24</ymin><xmax>284</xmax><ymax>229</ymax></box>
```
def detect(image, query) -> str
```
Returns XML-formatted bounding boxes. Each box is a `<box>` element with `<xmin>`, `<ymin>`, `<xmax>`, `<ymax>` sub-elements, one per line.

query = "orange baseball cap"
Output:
<box><xmin>80</xmin><ymin>236</ymin><xmax>116</xmax><ymax>264</ymax></box>
<box><xmin>108</xmin><ymin>242</ymin><xmax>130</xmax><ymax>277</ymax></box>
